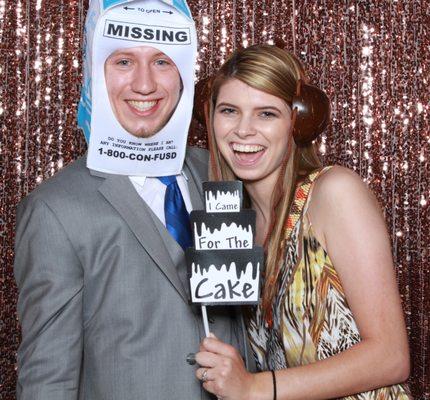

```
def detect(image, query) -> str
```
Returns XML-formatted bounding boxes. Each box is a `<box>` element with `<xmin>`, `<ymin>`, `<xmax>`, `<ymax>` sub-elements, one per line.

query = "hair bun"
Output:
<box><xmin>291</xmin><ymin>80</ymin><xmax>331</xmax><ymax>146</ymax></box>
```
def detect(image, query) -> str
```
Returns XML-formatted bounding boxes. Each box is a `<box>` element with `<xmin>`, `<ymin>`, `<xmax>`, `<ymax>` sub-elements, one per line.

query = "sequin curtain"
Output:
<box><xmin>1</xmin><ymin>1</ymin><xmax>428</xmax><ymax>398</ymax></box>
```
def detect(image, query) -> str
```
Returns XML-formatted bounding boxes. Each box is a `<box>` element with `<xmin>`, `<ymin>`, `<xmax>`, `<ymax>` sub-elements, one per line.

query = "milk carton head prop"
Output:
<box><xmin>78</xmin><ymin>0</ymin><xmax>197</xmax><ymax>176</ymax></box>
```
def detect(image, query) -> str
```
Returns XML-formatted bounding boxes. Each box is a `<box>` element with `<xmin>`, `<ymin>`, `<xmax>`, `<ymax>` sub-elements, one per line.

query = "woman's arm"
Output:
<box><xmin>196</xmin><ymin>166</ymin><xmax>410</xmax><ymax>400</ymax></box>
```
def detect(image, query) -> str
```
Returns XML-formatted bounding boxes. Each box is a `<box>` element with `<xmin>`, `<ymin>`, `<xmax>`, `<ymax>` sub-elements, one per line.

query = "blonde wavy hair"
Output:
<box><xmin>207</xmin><ymin>44</ymin><xmax>322</xmax><ymax>316</ymax></box>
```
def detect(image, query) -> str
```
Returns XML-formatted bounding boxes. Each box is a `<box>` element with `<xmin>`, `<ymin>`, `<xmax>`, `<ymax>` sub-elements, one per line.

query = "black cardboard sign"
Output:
<box><xmin>190</xmin><ymin>210</ymin><xmax>256</xmax><ymax>250</ymax></box>
<box><xmin>186</xmin><ymin>247</ymin><xmax>263</xmax><ymax>305</ymax></box>
<box><xmin>203</xmin><ymin>181</ymin><xmax>243</xmax><ymax>213</ymax></box>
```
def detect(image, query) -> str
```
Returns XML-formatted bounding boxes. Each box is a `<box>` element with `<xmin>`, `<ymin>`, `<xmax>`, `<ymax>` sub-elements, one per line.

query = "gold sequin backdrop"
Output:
<box><xmin>0</xmin><ymin>0</ymin><xmax>429</xmax><ymax>398</ymax></box>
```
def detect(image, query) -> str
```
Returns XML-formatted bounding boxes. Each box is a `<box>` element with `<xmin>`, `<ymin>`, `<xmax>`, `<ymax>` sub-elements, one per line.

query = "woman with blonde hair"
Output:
<box><xmin>195</xmin><ymin>44</ymin><xmax>411</xmax><ymax>400</ymax></box>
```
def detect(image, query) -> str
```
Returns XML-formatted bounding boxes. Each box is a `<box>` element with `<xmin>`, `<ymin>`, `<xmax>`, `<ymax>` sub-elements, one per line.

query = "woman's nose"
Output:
<box><xmin>233</xmin><ymin>115</ymin><xmax>256</xmax><ymax>138</ymax></box>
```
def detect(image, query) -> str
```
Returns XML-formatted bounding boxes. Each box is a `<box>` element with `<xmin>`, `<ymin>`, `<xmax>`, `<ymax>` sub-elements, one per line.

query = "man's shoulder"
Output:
<box><xmin>185</xmin><ymin>146</ymin><xmax>209</xmax><ymax>165</ymax></box>
<box><xmin>19</xmin><ymin>154</ymin><xmax>98</xmax><ymax>207</ymax></box>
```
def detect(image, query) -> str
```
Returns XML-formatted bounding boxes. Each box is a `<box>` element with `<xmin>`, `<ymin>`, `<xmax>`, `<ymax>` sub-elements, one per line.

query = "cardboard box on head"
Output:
<box><xmin>78</xmin><ymin>0</ymin><xmax>197</xmax><ymax>176</ymax></box>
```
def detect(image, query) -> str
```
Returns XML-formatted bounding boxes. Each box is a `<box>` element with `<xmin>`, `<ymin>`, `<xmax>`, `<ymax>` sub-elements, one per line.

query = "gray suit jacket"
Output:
<box><xmin>14</xmin><ymin>147</ymin><xmax>250</xmax><ymax>400</ymax></box>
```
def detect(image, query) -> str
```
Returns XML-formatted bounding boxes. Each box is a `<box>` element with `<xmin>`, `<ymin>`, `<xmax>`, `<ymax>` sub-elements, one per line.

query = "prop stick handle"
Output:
<box><xmin>201</xmin><ymin>305</ymin><xmax>210</xmax><ymax>337</ymax></box>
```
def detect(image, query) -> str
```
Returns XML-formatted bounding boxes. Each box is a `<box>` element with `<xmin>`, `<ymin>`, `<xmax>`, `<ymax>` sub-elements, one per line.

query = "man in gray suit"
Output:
<box><xmin>14</xmin><ymin>1</ymin><xmax>248</xmax><ymax>399</ymax></box>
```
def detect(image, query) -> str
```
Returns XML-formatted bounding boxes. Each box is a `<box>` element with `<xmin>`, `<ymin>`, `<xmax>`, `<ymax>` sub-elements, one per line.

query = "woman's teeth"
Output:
<box><xmin>232</xmin><ymin>143</ymin><xmax>264</xmax><ymax>153</ymax></box>
<box><xmin>127</xmin><ymin>100</ymin><xmax>157</xmax><ymax>112</ymax></box>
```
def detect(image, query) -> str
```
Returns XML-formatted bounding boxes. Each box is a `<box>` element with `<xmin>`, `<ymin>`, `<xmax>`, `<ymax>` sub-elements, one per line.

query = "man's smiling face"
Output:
<box><xmin>104</xmin><ymin>45</ymin><xmax>182</xmax><ymax>138</ymax></box>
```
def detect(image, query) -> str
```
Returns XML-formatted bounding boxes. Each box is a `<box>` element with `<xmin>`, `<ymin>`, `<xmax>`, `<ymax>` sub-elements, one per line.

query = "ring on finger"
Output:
<box><xmin>201</xmin><ymin>369</ymin><xmax>209</xmax><ymax>383</ymax></box>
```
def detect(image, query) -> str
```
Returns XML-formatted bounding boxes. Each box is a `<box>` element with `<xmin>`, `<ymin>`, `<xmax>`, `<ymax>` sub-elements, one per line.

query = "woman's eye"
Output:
<box><xmin>219</xmin><ymin>107</ymin><xmax>236</xmax><ymax>115</ymax></box>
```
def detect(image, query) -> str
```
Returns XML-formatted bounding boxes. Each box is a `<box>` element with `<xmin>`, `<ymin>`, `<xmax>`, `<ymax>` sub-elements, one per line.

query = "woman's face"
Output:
<box><xmin>213</xmin><ymin>78</ymin><xmax>292</xmax><ymax>186</ymax></box>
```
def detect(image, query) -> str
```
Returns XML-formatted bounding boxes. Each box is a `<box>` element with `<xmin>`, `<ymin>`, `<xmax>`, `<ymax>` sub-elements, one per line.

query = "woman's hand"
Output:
<box><xmin>195</xmin><ymin>335</ymin><xmax>259</xmax><ymax>400</ymax></box>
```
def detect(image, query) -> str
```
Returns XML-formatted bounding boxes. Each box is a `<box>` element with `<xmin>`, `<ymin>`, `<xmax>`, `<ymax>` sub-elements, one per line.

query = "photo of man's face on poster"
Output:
<box><xmin>104</xmin><ymin>45</ymin><xmax>182</xmax><ymax>138</ymax></box>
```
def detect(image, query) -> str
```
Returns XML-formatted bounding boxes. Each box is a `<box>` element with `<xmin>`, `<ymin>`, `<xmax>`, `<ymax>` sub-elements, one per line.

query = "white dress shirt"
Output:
<box><xmin>129</xmin><ymin>172</ymin><xmax>193</xmax><ymax>226</ymax></box>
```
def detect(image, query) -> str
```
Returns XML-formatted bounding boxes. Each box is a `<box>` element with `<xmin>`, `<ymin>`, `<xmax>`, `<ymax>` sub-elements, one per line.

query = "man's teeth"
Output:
<box><xmin>128</xmin><ymin>100</ymin><xmax>157</xmax><ymax>111</ymax></box>
<box><xmin>232</xmin><ymin>143</ymin><xmax>264</xmax><ymax>153</ymax></box>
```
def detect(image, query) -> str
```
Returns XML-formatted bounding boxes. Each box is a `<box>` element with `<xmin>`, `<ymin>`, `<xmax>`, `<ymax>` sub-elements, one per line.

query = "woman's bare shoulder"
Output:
<box><xmin>308</xmin><ymin>165</ymin><xmax>383</xmax><ymax>243</ymax></box>
<box><xmin>311</xmin><ymin>165</ymin><xmax>377</xmax><ymax>209</ymax></box>
<box><xmin>315</xmin><ymin>165</ymin><xmax>366</xmax><ymax>193</ymax></box>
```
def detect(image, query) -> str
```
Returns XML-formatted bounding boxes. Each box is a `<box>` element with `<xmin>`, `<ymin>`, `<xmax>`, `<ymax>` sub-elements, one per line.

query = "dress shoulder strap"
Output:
<box><xmin>284</xmin><ymin>166</ymin><xmax>333</xmax><ymax>241</ymax></box>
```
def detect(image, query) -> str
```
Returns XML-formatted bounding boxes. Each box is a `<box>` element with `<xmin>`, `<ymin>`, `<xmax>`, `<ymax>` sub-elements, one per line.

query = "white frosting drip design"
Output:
<box><xmin>205</xmin><ymin>190</ymin><xmax>241</xmax><ymax>213</ymax></box>
<box><xmin>190</xmin><ymin>262</ymin><xmax>260</xmax><ymax>303</ymax></box>
<box><xmin>193</xmin><ymin>222</ymin><xmax>253</xmax><ymax>250</ymax></box>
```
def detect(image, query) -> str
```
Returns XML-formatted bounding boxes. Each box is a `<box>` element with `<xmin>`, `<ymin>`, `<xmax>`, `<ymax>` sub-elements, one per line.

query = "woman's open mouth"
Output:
<box><xmin>231</xmin><ymin>143</ymin><xmax>266</xmax><ymax>165</ymax></box>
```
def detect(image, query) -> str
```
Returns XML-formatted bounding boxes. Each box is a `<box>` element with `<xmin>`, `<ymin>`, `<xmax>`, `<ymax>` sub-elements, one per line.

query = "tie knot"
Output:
<box><xmin>157</xmin><ymin>175</ymin><xmax>178</xmax><ymax>186</ymax></box>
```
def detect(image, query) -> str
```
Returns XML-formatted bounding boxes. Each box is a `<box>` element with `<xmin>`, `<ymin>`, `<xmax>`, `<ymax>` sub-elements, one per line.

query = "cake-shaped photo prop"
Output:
<box><xmin>186</xmin><ymin>181</ymin><xmax>263</xmax><ymax>307</ymax></box>
<box><xmin>204</xmin><ymin>181</ymin><xmax>242</xmax><ymax>213</ymax></box>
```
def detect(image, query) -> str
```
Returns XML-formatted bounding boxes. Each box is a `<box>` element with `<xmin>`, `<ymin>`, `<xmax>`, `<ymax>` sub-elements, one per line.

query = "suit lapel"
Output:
<box><xmin>184</xmin><ymin>150</ymin><xmax>207</xmax><ymax>210</ymax></box>
<box><xmin>95</xmin><ymin>172</ymin><xmax>189</xmax><ymax>303</ymax></box>
<box><xmin>149</xmin><ymin>211</ymin><xmax>191</xmax><ymax>298</ymax></box>
<box><xmin>153</xmin><ymin>151</ymin><xmax>208</xmax><ymax>299</ymax></box>
<box><xmin>89</xmin><ymin>148</ymin><xmax>208</xmax><ymax>305</ymax></box>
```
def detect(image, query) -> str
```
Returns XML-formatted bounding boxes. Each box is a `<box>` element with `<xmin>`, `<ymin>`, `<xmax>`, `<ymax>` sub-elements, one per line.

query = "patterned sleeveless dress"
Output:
<box><xmin>247</xmin><ymin>168</ymin><xmax>411</xmax><ymax>399</ymax></box>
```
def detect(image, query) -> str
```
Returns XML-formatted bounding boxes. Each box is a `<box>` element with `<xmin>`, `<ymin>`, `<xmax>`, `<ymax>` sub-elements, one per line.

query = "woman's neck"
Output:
<box><xmin>244</xmin><ymin>178</ymin><xmax>275</xmax><ymax>246</ymax></box>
